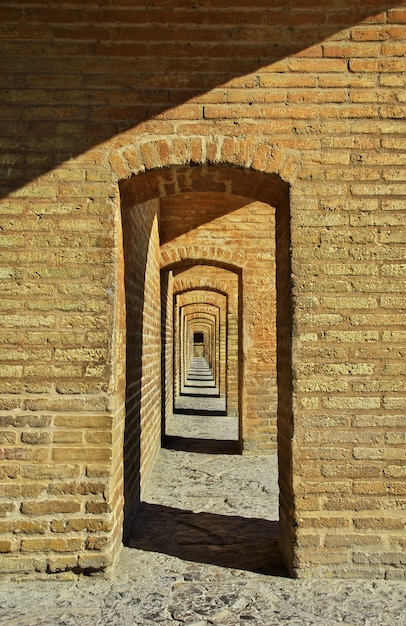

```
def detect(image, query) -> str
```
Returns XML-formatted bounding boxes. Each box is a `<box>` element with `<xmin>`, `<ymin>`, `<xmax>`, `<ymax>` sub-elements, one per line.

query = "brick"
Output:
<box><xmin>86</xmin><ymin>464</ymin><xmax>111</xmax><ymax>478</ymax></box>
<box><xmin>383</xmin><ymin>397</ymin><xmax>406</xmax><ymax>410</ymax></box>
<box><xmin>21</xmin><ymin>500</ymin><xmax>81</xmax><ymax>516</ymax></box>
<box><xmin>52</xmin><ymin>448</ymin><xmax>111</xmax><ymax>462</ymax></box>
<box><xmin>48</xmin><ymin>481</ymin><xmax>106</xmax><ymax>496</ymax></box>
<box><xmin>382</xmin><ymin>331</ymin><xmax>406</xmax><ymax>343</ymax></box>
<box><xmin>381</xmin><ymin>296</ymin><xmax>406</xmax><ymax>309</ymax></box>
<box><xmin>323</xmin><ymin>397</ymin><xmax>381</xmax><ymax>410</ymax></box>
<box><xmin>84</xmin><ymin>431</ymin><xmax>112</xmax><ymax>445</ymax></box>
<box><xmin>3</xmin><ymin>447</ymin><xmax>49</xmax><ymax>462</ymax></box>
<box><xmin>384</xmin><ymin>465</ymin><xmax>406</xmax><ymax>478</ymax></box>
<box><xmin>47</xmin><ymin>554</ymin><xmax>78</xmax><ymax>573</ymax></box>
<box><xmin>322</xmin><ymin>330</ymin><xmax>379</xmax><ymax>342</ymax></box>
<box><xmin>320</xmin><ymin>297</ymin><xmax>379</xmax><ymax>310</ymax></box>
<box><xmin>85</xmin><ymin>501</ymin><xmax>112</xmax><ymax>514</ymax></box>
<box><xmin>54</xmin><ymin>414</ymin><xmax>111</xmax><ymax>429</ymax></box>
<box><xmin>0</xmin><ymin>541</ymin><xmax>12</xmax><ymax>553</ymax></box>
<box><xmin>21</xmin><ymin>538</ymin><xmax>83</xmax><ymax>553</ymax></box>
<box><xmin>298</xmin><ymin>549</ymin><xmax>349</xmax><ymax>565</ymax></box>
<box><xmin>51</xmin><ymin>518</ymin><xmax>113</xmax><ymax>533</ymax></box>
<box><xmin>353</xmin><ymin>380</ymin><xmax>406</xmax><ymax>393</ymax></box>
<box><xmin>86</xmin><ymin>535</ymin><xmax>109</xmax><ymax>551</ymax></box>
<box><xmin>0</xmin><ymin>503</ymin><xmax>15</xmax><ymax>517</ymax></box>
<box><xmin>0</xmin><ymin>483</ymin><xmax>46</xmax><ymax>499</ymax></box>
<box><xmin>52</xmin><ymin>431</ymin><xmax>83</xmax><ymax>444</ymax></box>
<box><xmin>0</xmin><ymin>520</ymin><xmax>48</xmax><ymax>535</ymax></box>
<box><xmin>382</xmin><ymin>363</ymin><xmax>406</xmax><ymax>376</ymax></box>
<box><xmin>77</xmin><ymin>553</ymin><xmax>112</xmax><ymax>571</ymax></box>
<box><xmin>354</xmin><ymin>517</ymin><xmax>404</xmax><ymax>530</ymax></box>
<box><xmin>0</xmin><ymin>415</ymin><xmax>51</xmax><ymax>428</ymax></box>
<box><xmin>0</xmin><ymin>555</ymin><xmax>46</xmax><ymax>574</ymax></box>
<box><xmin>321</xmin><ymin>463</ymin><xmax>380</xmax><ymax>479</ymax></box>
<box><xmin>4</xmin><ymin>315</ymin><xmax>55</xmax><ymax>329</ymax></box>
<box><xmin>21</xmin><ymin>432</ymin><xmax>51</xmax><ymax>445</ymax></box>
<box><xmin>353</xmin><ymin>448</ymin><xmax>406</xmax><ymax>461</ymax></box>
<box><xmin>24</xmin><ymin>397</ymin><xmax>107</xmax><ymax>411</ymax></box>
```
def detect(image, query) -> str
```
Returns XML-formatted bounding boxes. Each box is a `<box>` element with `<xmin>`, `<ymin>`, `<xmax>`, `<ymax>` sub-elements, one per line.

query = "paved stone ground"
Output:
<box><xmin>175</xmin><ymin>357</ymin><xmax>227</xmax><ymax>414</ymax></box>
<box><xmin>0</xmin><ymin>413</ymin><xmax>405</xmax><ymax>625</ymax></box>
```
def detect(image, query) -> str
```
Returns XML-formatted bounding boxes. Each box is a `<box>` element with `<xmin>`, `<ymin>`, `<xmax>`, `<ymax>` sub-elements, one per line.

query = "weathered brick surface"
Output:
<box><xmin>0</xmin><ymin>1</ymin><xmax>405</xmax><ymax>579</ymax></box>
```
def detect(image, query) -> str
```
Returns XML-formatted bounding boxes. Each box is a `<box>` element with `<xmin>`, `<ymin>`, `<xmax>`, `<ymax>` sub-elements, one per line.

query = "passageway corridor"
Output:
<box><xmin>165</xmin><ymin>354</ymin><xmax>238</xmax><ymax>453</ymax></box>
<box><xmin>174</xmin><ymin>356</ymin><xmax>227</xmax><ymax>416</ymax></box>
<box><xmin>126</xmin><ymin>354</ymin><xmax>285</xmax><ymax>577</ymax></box>
<box><xmin>127</xmin><ymin>432</ymin><xmax>284</xmax><ymax>576</ymax></box>
<box><xmin>184</xmin><ymin>357</ymin><xmax>217</xmax><ymax>391</ymax></box>
<box><xmin>121</xmin><ymin>165</ymin><xmax>286</xmax><ymax>568</ymax></box>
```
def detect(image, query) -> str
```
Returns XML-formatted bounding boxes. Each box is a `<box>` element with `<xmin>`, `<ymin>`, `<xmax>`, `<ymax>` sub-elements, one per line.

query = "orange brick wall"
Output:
<box><xmin>120</xmin><ymin>196</ymin><xmax>162</xmax><ymax>540</ymax></box>
<box><xmin>161</xmin><ymin>269</ymin><xmax>174</xmax><ymax>440</ymax></box>
<box><xmin>0</xmin><ymin>1</ymin><xmax>405</xmax><ymax>579</ymax></box>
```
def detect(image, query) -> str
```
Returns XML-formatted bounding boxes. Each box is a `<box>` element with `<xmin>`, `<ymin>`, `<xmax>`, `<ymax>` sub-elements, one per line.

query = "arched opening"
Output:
<box><xmin>164</xmin><ymin>277</ymin><xmax>240</xmax><ymax>451</ymax></box>
<box><xmin>193</xmin><ymin>332</ymin><xmax>204</xmax><ymax>345</ymax></box>
<box><xmin>119</xmin><ymin>163</ymin><xmax>293</xmax><ymax>573</ymax></box>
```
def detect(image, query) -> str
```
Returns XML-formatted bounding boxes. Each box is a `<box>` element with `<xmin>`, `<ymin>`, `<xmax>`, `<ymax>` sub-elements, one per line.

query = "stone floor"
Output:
<box><xmin>174</xmin><ymin>357</ymin><xmax>227</xmax><ymax>414</ymax></box>
<box><xmin>0</xmin><ymin>411</ymin><xmax>405</xmax><ymax>625</ymax></box>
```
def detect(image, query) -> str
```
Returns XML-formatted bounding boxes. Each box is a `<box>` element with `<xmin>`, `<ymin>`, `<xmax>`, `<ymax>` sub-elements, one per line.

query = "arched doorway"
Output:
<box><xmin>119</xmin><ymin>163</ymin><xmax>293</xmax><ymax>571</ymax></box>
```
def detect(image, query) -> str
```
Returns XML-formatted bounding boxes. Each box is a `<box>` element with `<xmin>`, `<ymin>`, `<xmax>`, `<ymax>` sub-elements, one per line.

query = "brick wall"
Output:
<box><xmin>161</xmin><ymin>269</ymin><xmax>173</xmax><ymax>443</ymax></box>
<box><xmin>0</xmin><ymin>1</ymin><xmax>405</xmax><ymax>579</ymax></box>
<box><xmin>120</xmin><ymin>196</ymin><xmax>162</xmax><ymax>540</ymax></box>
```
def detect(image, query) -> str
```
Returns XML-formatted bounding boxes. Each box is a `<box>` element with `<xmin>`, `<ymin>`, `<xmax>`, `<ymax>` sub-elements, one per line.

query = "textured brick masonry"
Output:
<box><xmin>0</xmin><ymin>1</ymin><xmax>405</xmax><ymax>579</ymax></box>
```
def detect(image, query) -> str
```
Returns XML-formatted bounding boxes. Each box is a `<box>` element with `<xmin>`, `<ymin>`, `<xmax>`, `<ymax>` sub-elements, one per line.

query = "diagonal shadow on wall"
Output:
<box><xmin>0</xmin><ymin>0</ymin><xmax>401</xmax><ymax>197</ymax></box>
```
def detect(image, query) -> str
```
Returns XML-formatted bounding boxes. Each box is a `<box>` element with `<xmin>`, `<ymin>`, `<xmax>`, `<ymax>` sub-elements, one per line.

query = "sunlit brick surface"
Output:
<box><xmin>0</xmin><ymin>1</ymin><xmax>405</xmax><ymax>579</ymax></box>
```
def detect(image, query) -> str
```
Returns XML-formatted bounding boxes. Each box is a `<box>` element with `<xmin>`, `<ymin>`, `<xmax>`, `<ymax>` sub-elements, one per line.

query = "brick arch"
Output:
<box><xmin>173</xmin><ymin>282</ymin><xmax>228</xmax><ymax>298</ymax></box>
<box><xmin>110</xmin><ymin>135</ymin><xmax>299</xmax><ymax>188</ymax></box>
<box><xmin>162</xmin><ymin>251</ymin><xmax>244</xmax><ymax>272</ymax></box>
<box><xmin>120</xmin><ymin>166</ymin><xmax>290</xmax><ymax>232</ymax></box>
<box><xmin>118</xmin><ymin>142</ymin><xmax>294</xmax><ymax>575</ymax></box>
<box><xmin>173</xmin><ymin>278</ymin><xmax>228</xmax><ymax>297</ymax></box>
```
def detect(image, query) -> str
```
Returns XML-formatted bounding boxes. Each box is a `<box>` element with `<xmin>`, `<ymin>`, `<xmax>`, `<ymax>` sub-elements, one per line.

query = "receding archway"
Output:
<box><xmin>165</xmin><ymin>279</ymin><xmax>239</xmax><ymax>448</ymax></box>
<box><xmin>119</xmin><ymin>163</ymin><xmax>293</xmax><ymax>572</ymax></box>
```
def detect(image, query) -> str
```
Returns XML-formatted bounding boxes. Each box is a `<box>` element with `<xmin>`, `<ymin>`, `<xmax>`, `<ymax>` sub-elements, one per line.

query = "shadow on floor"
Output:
<box><xmin>127</xmin><ymin>503</ymin><xmax>288</xmax><ymax>576</ymax></box>
<box><xmin>173</xmin><ymin>407</ymin><xmax>227</xmax><ymax>416</ymax></box>
<box><xmin>163</xmin><ymin>435</ymin><xmax>241</xmax><ymax>454</ymax></box>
